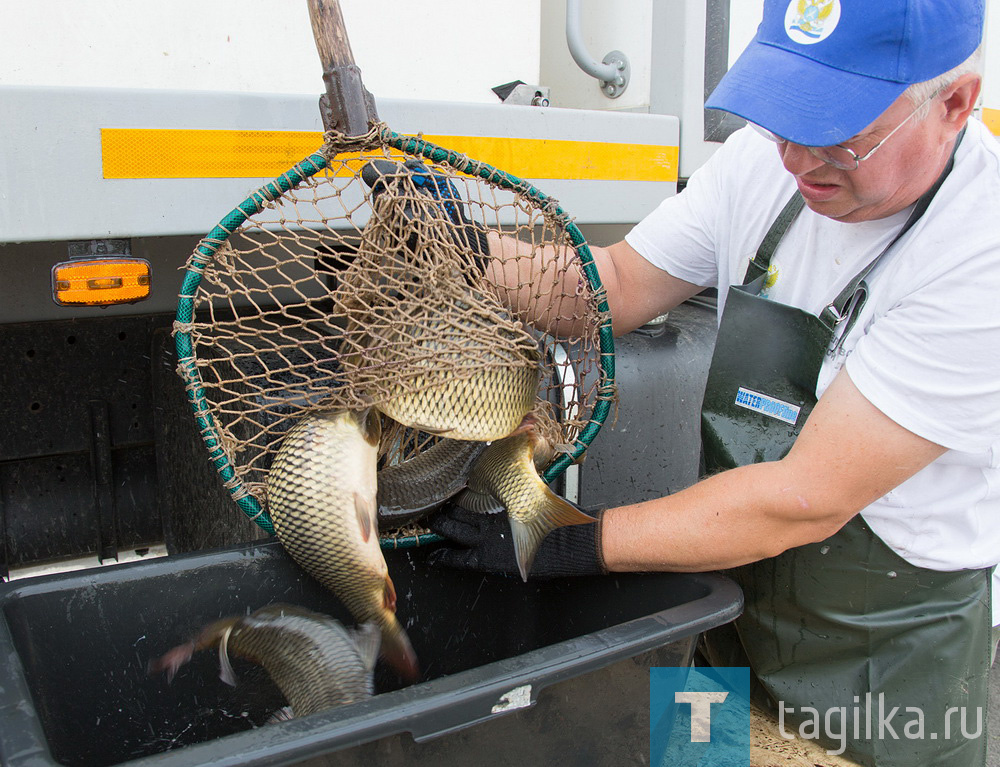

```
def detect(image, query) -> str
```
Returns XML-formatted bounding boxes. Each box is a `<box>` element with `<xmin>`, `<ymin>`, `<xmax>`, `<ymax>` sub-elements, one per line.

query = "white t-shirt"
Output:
<box><xmin>626</xmin><ymin>119</ymin><xmax>1000</xmax><ymax>623</ymax></box>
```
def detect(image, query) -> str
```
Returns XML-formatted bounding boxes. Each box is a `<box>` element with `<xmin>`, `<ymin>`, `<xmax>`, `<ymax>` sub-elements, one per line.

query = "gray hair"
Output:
<box><xmin>904</xmin><ymin>44</ymin><xmax>983</xmax><ymax>118</ymax></box>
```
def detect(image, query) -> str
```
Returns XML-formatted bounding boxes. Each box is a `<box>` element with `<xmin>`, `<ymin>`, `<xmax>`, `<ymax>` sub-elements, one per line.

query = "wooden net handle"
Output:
<box><xmin>307</xmin><ymin>0</ymin><xmax>356</xmax><ymax>69</ymax></box>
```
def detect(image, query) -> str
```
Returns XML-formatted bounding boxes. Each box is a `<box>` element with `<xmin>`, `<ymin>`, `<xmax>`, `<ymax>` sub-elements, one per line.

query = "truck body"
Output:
<box><xmin>0</xmin><ymin>2</ymin><xmax>996</xmax><ymax>764</ymax></box>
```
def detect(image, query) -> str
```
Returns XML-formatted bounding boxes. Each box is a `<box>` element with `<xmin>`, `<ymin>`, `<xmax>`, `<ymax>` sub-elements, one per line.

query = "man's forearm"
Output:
<box><xmin>601</xmin><ymin>460</ymin><xmax>853</xmax><ymax>572</ymax></box>
<box><xmin>484</xmin><ymin>231</ymin><xmax>598</xmax><ymax>338</ymax></box>
<box><xmin>485</xmin><ymin>232</ymin><xmax>702</xmax><ymax>337</ymax></box>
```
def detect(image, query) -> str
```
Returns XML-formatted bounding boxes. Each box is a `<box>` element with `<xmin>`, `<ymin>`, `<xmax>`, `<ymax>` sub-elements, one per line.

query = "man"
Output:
<box><xmin>428</xmin><ymin>0</ymin><xmax>998</xmax><ymax>764</ymax></box>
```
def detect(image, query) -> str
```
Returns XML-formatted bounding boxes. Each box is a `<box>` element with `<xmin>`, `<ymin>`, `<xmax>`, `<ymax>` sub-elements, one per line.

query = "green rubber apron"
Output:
<box><xmin>700</xmin><ymin>136</ymin><xmax>992</xmax><ymax>766</ymax></box>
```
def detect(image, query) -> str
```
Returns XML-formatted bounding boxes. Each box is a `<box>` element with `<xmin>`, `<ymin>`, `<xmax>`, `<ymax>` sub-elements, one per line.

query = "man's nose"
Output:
<box><xmin>779</xmin><ymin>142</ymin><xmax>827</xmax><ymax>175</ymax></box>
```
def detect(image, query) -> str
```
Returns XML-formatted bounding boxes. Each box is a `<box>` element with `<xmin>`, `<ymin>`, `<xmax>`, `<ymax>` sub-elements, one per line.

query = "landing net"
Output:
<box><xmin>174</xmin><ymin>125</ymin><xmax>616</xmax><ymax>539</ymax></box>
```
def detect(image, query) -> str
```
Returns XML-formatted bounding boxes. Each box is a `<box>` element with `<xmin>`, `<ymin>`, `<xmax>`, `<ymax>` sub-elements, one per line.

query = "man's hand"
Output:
<box><xmin>427</xmin><ymin>504</ymin><xmax>607</xmax><ymax>579</ymax></box>
<box><xmin>361</xmin><ymin>158</ymin><xmax>490</xmax><ymax>264</ymax></box>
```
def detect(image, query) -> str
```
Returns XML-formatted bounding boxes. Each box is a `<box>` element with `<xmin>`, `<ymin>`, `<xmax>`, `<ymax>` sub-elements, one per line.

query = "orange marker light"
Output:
<box><xmin>51</xmin><ymin>258</ymin><xmax>152</xmax><ymax>306</ymax></box>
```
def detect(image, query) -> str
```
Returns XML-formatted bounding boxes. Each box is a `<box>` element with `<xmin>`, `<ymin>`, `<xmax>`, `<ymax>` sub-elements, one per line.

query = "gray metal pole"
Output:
<box><xmin>565</xmin><ymin>0</ymin><xmax>631</xmax><ymax>98</ymax></box>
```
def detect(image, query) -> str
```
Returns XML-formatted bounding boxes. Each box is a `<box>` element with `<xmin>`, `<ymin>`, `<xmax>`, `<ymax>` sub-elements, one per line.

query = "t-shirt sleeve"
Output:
<box><xmin>625</xmin><ymin>127</ymin><xmax>797</xmax><ymax>291</ymax></box>
<box><xmin>845</xmin><ymin>240</ymin><xmax>1000</xmax><ymax>454</ymax></box>
<box><xmin>624</xmin><ymin>136</ymin><xmax>734</xmax><ymax>288</ymax></box>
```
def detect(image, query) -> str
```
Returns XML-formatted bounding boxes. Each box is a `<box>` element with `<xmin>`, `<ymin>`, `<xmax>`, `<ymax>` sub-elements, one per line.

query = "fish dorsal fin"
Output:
<box><xmin>541</xmin><ymin>489</ymin><xmax>596</xmax><ymax>528</ymax></box>
<box><xmin>217</xmin><ymin>624</ymin><xmax>238</xmax><ymax>687</ymax></box>
<box><xmin>407</xmin><ymin>423</ymin><xmax>455</xmax><ymax>436</ymax></box>
<box><xmin>354</xmin><ymin>491</ymin><xmax>376</xmax><ymax>542</ymax></box>
<box><xmin>350</xmin><ymin>622</ymin><xmax>382</xmax><ymax>672</ymax></box>
<box><xmin>455</xmin><ymin>488</ymin><xmax>505</xmax><ymax>514</ymax></box>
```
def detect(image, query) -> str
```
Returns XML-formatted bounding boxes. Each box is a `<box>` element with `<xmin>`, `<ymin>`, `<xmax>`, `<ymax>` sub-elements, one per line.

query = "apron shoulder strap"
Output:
<box><xmin>819</xmin><ymin>125</ymin><xmax>966</xmax><ymax>336</ymax></box>
<box><xmin>742</xmin><ymin>192</ymin><xmax>805</xmax><ymax>291</ymax></box>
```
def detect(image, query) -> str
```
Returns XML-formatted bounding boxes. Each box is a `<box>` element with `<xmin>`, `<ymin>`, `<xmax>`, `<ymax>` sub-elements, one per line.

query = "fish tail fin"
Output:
<box><xmin>148</xmin><ymin>615</ymin><xmax>243</xmax><ymax>683</ymax></box>
<box><xmin>380</xmin><ymin>618</ymin><xmax>420</xmax><ymax>683</ymax></box>
<box><xmin>509</xmin><ymin>491</ymin><xmax>596</xmax><ymax>582</ymax></box>
<box><xmin>147</xmin><ymin>641</ymin><xmax>196</xmax><ymax>683</ymax></box>
<box><xmin>193</xmin><ymin>617</ymin><xmax>240</xmax><ymax>650</ymax></box>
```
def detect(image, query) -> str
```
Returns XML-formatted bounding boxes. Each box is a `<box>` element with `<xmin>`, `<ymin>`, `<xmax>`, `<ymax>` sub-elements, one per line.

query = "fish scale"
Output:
<box><xmin>377</xmin><ymin>364</ymin><xmax>539</xmax><ymax>441</ymax></box>
<box><xmin>265</xmin><ymin>409</ymin><xmax>418</xmax><ymax>681</ymax></box>
<box><xmin>364</xmin><ymin>289</ymin><xmax>542</xmax><ymax>441</ymax></box>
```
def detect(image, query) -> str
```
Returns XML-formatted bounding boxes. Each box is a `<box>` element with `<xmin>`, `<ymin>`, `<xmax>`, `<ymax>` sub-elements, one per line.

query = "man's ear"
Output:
<box><xmin>938</xmin><ymin>73</ymin><xmax>982</xmax><ymax>135</ymax></box>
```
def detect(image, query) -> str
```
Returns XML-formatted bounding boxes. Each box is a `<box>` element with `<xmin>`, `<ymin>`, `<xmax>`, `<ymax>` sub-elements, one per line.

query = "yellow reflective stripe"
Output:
<box><xmin>421</xmin><ymin>135</ymin><xmax>678</xmax><ymax>182</ymax></box>
<box><xmin>101</xmin><ymin>129</ymin><xmax>322</xmax><ymax>179</ymax></box>
<box><xmin>100</xmin><ymin>128</ymin><xmax>678</xmax><ymax>182</ymax></box>
<box><xmin>981</xmin><ymin>108</ymin><xmax>1000</xmax><ymax>137</ymax></box>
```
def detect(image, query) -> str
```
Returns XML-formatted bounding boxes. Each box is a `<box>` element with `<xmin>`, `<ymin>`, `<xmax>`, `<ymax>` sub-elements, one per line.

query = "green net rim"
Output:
<box><xmin>174</xmin><ymin>129</ymin><xmax>616</xmax><ymax>547</ymax></box>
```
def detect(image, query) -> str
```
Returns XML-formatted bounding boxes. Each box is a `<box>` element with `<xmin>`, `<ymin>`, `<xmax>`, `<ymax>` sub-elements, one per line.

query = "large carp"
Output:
<box><xmin>265</xmin><ymin>409</ymin><xmax>418</xmax><ymax>681</ymax></box>
<box><xmin>366</xmin><ymin>291</ymin><xmax>542</xmax><ymax>442</ymax></box>
<box><xmin>377</xmin><ymin>438</ymin><xmax>488</xmax><ymax>529</ymax></box>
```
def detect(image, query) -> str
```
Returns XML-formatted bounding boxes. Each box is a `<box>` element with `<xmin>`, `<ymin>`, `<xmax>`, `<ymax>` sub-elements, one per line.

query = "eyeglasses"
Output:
<box><xmin>750</xmin><ymin>89</ymin><xmax>942</xmax><ymax>171</ymax></box>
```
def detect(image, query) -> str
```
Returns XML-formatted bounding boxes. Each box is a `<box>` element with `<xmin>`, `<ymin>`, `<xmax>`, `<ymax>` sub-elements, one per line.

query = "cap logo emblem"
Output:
<box><xmin>785</xmin><ymin>0</ymin><xmax>841</xmax><ymax>45</ymax></box>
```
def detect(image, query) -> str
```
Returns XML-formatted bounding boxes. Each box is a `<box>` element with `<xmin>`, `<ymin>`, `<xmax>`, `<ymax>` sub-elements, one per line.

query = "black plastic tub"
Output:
<box><xmin>0</xmin><ymin>539</ymin><xmax>741</xmax><ymax>767</ymax></box>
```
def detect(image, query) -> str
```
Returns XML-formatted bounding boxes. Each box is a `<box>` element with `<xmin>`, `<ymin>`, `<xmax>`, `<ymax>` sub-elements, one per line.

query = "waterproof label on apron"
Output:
<box><xmin>733</xmin><ymin>387</ymin><xmax>800</xmax><ymax>425</ymax></box>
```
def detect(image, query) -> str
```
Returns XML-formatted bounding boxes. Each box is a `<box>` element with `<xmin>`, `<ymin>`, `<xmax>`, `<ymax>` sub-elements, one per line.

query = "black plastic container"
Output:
<box><xmin>0</xmin><ymin>540</ymin><xmax>740</xmax><ymax>767</ymax></box>
<box><xmin>579</xmin><ymin>300</ymin><xmax>719</xmax><ymax>509</ymax></box>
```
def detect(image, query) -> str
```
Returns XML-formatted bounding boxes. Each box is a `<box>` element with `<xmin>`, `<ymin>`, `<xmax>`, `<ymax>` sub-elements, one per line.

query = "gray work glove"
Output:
<box><xmin>360</xmin><ymin>158</ymin><xmax>490</xmax><ymax>267</ymax></box>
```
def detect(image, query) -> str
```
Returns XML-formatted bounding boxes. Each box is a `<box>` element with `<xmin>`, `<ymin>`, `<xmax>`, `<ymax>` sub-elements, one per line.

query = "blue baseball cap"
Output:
<box><xmin>706</xmin><ymin>0</ymin><xmax>984</xmax><ymax>146</ymax></box>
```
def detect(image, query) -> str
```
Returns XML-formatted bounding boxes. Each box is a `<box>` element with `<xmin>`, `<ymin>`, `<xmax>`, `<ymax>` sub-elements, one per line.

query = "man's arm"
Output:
<box><xmin>601</xmin><ymin>368</ymin><xmax>947</xmax><ymax>571</ymax></box>
<box><xmin>485</xmin><ymin>233</ymin><xmax>704</xmax><ymax>337</ymax></box>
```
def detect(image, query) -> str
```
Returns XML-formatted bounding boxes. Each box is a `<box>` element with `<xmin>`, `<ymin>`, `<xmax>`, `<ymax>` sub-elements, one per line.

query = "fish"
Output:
<box><xmin>334</xmin><ymin>185</ymin><xmax>540</xmax><ymax>443</ymax></box>
<box><xmin>365</xmin><ymin>290</ymin><xmax>542</xmax><ymax>442</ymax></box>
<box><xmin>377</xmin><ymin>438</ymin><xmax>489</xmax><ymax>529</ymax></box>
<box><xmin>456</xmin><ymin>415</ymin><xmax>595</xmax><ymax>581</ymax></box>
<box><xmin>265</xmin><ymin>409</ymin><xmax>419</xmax><ymax>682</ymax></box>
<box><xmin>375</xmin><ymin>361</ymin><xmax>539</xmax><ymax>442</ymax></box>
<box><xmin>148</xmin><ymin>604</ymin><xmax>379</xmax><ymax>719</ymax></box>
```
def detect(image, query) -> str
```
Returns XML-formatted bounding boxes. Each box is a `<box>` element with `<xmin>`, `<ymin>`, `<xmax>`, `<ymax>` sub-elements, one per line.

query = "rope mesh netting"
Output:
<box><xmin>174</xmin><ymin>125</ymin><xmax>616</xmax><ymax>539</ymax></box>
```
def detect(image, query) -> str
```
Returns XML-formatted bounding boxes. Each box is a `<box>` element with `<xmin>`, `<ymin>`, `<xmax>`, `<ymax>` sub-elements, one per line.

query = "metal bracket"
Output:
<box><xmin>599</xmin><ymin>50</ymin><xmax>630</xmax><ymax>99</ymax></box>
<box><xmin>317</xmin><ymin>65</ymin><xmax>379</xmax><ymax>136</ymax></box>
<box><xmin>308</xmin><ymin>0</ymin><xmax>379</xmax><ymax>136</ymax></box>
<box><xmin>491</xmin><ymin>80</ymin><xmax>552</xmax><ymax>107</ymax></box>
